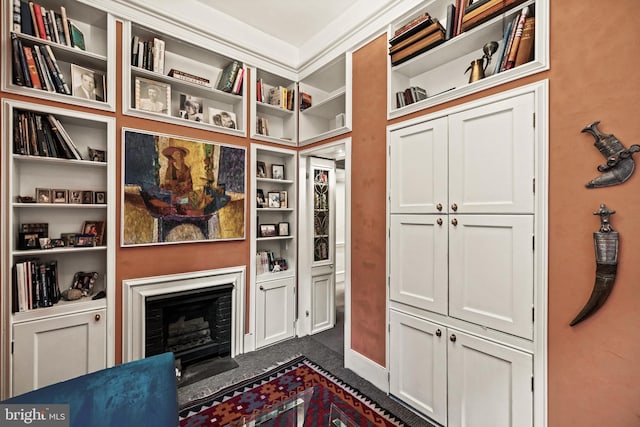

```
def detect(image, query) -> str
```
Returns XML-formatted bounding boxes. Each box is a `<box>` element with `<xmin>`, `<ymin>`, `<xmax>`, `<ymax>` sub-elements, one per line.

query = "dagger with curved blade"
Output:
<box><xmin>570</xmin><ymin>204</ymin><xmax>618</xmax><ymax>326</ymax></box>
<box><xmin>582</xmin><ymin>121</ymin><xmax>640</xmax><ymax>188</ymax></box>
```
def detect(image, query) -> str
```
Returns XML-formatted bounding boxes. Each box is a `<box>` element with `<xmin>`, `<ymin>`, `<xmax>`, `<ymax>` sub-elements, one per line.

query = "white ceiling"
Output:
<box><xmin>195</xmin><ymin>0</ymin><xmax>371</xmax><ymax>48</ymax></box>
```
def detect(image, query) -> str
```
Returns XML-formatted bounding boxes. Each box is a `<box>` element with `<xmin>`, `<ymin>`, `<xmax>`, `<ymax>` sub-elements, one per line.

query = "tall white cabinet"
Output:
<box><xmin>387</xmin><ymin>84</ymin><xmax>546</xmax><ymax>427</ymax></box>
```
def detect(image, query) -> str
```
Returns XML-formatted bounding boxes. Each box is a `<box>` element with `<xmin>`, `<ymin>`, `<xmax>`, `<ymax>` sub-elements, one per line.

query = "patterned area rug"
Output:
<box><xmin>179</xmin><ymin>356</ymin><xmax>406</xmax><ymax>426</ymax></box>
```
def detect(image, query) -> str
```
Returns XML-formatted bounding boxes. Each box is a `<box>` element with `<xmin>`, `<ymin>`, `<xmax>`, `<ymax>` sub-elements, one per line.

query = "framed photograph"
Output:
<box><xmin>257</xmin><ymin>161</ymin><xmax>267</xmax><ymax>178</ymax></box>
<box><xmin>256</xmin><ymin>189</ymin><xmax>266</xmax><ymax>207</ymax></box>
<box><xmin>208</xmin><ymin>107</ymin><xmax>237</xmax><ymax>129</ymax></box>
<box><xmin>82</xmin><ymin>221</ymin><xmax>105</xmax><ymax>246</ymax></box>
<box><xmin>69</xmin><ymin>190</ymin><xmax>83</xmax><ymax>204</ymax></box>
<box><xmin>271</xmin><ymin>164</ymin><xmax>284</xmax><ymax>180</ymax></box>
<box><xmin>70</xmin><ymin>64</ymin><xmax>105</xmax><ymax>102</ymax></box>
<box><xmin>74</xmin><ymin>234</ymin><xmax>95</xmax><ymax>247</ymax></box>
<box><xmin>52</xmin><ymin>189</ymin><xmax>68</xmax><ymax>203</ymax></box>
<box><xmin>18</xmin><ymin>232</ymin><xmax>42</xmax><ymax>250</ymax></box>
<box><xmin>35</xmin><ymin>188</ymin><xmax>51</xmax><ymax>203</ymax></box>
<box><xmin>260</xmin><ymin>224</ymin><xmax>277</xmax><ymax>238</ymax></box>
<box><xmin>61</xmin><ymin>233</ymin><xmax>76</xmax><ymax>247</ymax></box>
<box><xmin>38</xmin><ymin>237</ymin><xmax>52</xmax><ymax>249</ymax></box>
<box><xmin>94</xmin><ymin>191</ymin><xmax>106</xmax><ymax>204</ymax></box>
<box><xmin>72</xmin><ymin>271</ymin><xmax>98</xmax><ymax>296</ymax></box>
<box><xmin>179</xmin><ymin>94</ymin><xmax>204</xmax><ymax>122</ymax></box>
<box><xmin>88</xmin><ymin>147</ymin><xmax>106</xmax><ymax>162</ymax></box>
<box><xmin>82</xmin><ymin>191</ymin><xmax>94</xmax><ymax>204</ymax></box>
<box><xmin>267</xmin><ymin>191</ymin><xmax>281</xmax><ymax>208</ymax></box>
<box><xmin>51</xmin><ymin>238</ymin><xmax>65</xmax><ymax>248</ymax></box>
<box><xmin>278</xmin><ymin>222</ymin><xmax>289</xmax><ymax>236</ymax></box>
<box><xmin>135</xmin><ymin>77</ymin><xmax>170</xmax><ymax>115</ymax></box>
<box><xmin>279</xmin><ymin>191</ymin><xmax>288</xmax><ymax>208</ymax></box>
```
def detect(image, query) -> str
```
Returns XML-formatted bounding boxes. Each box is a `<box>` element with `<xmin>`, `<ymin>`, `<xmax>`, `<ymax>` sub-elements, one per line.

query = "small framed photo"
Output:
<box><xmin>88</xmin><ymin>147</ymin><xmax>106</xmax><ymax>162</ymax></box>
<box><xmin>74</xmin><ymin>234</ymin><xmax>95</xmax><ymax>247</ymax></box>
<box><xmin>69</xmin><ymin>190</ymin><xmax>83</xmax><ymax>204</ymax></box>
<box><xmin>256</xmin><ymin>189</ymin><xmax>266</xmax><ymax>208</ymax></box>
<box><xmin>179</xmin><ymin>94</ymin><xmax>204</xmax><ymax>122</ymax></box>
<box><xmin>52</xmin><ymin>189</ymin><xmax>68</xmax><ymax>204</ymax></box>
<box><xmin>60</xmin><ymin>233</ymin><xmax>76</xmax><ymax>247</ymax></box>
<box><xmin>208</xmin><ymin>108</ymin><xmax>237</xmax><ymax>129</ymax></box>
<box><xmin>81</xmin><ymin>221</ymin><xmax>105</xmax><ymax>246</ymax></box>
<box><xmin>94</xmin><ymin>191</ymin><xmax>106</xmax><ymax>204</ymax></box>
<box><xmin>82</xmin><ymin>191</ymin><xmax>94</xmax><ymax>204</ymax></box>
<box><xmin>268</xmin><ymin>191</ymin><xmax>281</xmax><ymax>208</ymax></box>
<box><xmin>72</xmin><ymin>271</ymin><xmax>98</xmax><ymax>296</ymax></box>
<box><xmin>18</xmin><ymin>232</ymin><xmax>42</xmax><ymax>250</ymax></box>
<box><xmin>35</xmin><ymin>188</ymin><xmax>51</xmax><ymax>203</ymax></box>
<box><xmin>71</xmin><ymin>64</ymin><xmax>105</xmax><ymax>102</ymax></box>
<box><xmin>279</xmin><ymin>191</ymin><xmax>288</xmax><ymax>208</ymax></box>
<box><xmin>135</xmin><ymin>77</ymin><xmax>170</xmax><ymax>115</ymax></box>
<box><xmin>51</xmin><ymin>238</ymin><xmax>65</xmax><ymax>248</ymax></box>
<box><xmin>257</xmin><ymin>161</ymin><xmax>267</xmax><ymax>178</ymax></box>
<box><xmin>278</xmin><ymin>222</ymin><xmax>289</xmax><ymax>236</ymax></box>
<box><xmin>272</xmin><ymin>164</ymin><xmax>285</xmax><ymax>180</ymax></box>
<box><xmin>260</xmin><ymin>224</ymin><xmax>277</xmax><ymax>238</ymax></box>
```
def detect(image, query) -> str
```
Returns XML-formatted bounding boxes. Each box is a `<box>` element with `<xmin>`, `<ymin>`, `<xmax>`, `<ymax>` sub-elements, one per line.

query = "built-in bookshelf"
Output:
<box><xmin>2</xmin><ymin>0</ymin><xmax>116</xmax><ymax>111</ymax></box>
<box><xmin>123</xmin><ymin>21</ymin><xmax>246</xmax><ymax>136</ymax></box>
<box><xmin>1</xmin><ymin>99</ymin><xmax>115</xmax><ymax>396</ymax></box>
<box><xmin>250</xmin><ymin>67</ymin><xmax>297</xmax><ymax>146</ymax></box>
<box><xmin>298</xmin><ymin>53</ymin><xmax>352</xmax><ymax>145</ymax></box>
<box><xmin>388</xmin><ymin>0</ymin><xmax>547</xmax><ymax>119</ymax></box>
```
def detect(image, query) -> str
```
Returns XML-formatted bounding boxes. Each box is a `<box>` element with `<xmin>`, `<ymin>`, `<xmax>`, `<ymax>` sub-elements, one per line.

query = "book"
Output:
<box><xmin>152</xmin><ymin>37</ymin><xmax>165</xmax><ymax>73</ymax></box>
<box><xmin>47</xmin><ymin>8</ymin><xmax>59</xmax><ymax>44</ymax></box>
<box><xmin>47</xmin><ymin>114</ymin><xmax>82</xmax><ymax>159</ymax></box>
<box><xmin>445</xmin><ymin>4</ymin><xmax>456</xmax><ymax>41</ymax></box>
<box><xmin>500</xmin><ymin>15</ymin><xmax>520</xmax><ymax>72</ymax></box>
<box><xmin>39</xmin><ymin>45</ymin><xmax>65</xmax><ymax>93</ymax></box>
<box><xmin>11</xmin><ymin>33</ymin><xmax>25</xmax><ymax>86</ymax></box>
<box><xmin>33</xmin><ymin>45</ymin><xmax>54</xmax><ymax>91</ymax></box>
<box><xmin>487</xmin><ymin>18</ymin><xmax>513</xmax><ymax>76</ymax></box>
<box><xmin>389</xmin><ymin>14</ymin><xmax>433</xmax><ymax>46</ymax></box>
<box><xmin>390</xmin><ymin>27</ymin><xmax>446</xmax><ymax>66</ymax></box>
<box><xmin>216</xmin><ymin>60</ymin><xmax>241</xmax><ymax>92</ymax></box>
<box><xmin>45</xmin><ymin>114</ymin><xmax>74</xmax><ymax>159</ymax></box>
<box><xmin>20</xmin><ymin>1</ymin><xmax>34</xmax><ymax>36</ymax></box>
<box><xmin>28</xmin><ymin>2</ymin><xmax>39</xmax><ymax>38</ymax></box>
<box><xmin>231</xmin><ymin>67</ymin><xmax>244</xmax><ymax>94</ymax></box>
<box><xmin>300</xmin><ymin>92</ymin><xmax>312</xmax><ymax>110</ymax></box>
<box><xmin>389</xmin><ymin>20</ymin><xmax>445</xmax><ymax>55</ymax></box>
<box><xmin>22</xmin><ymin>46</ymin><xmax>42</xmax><ymax>89</ymax></box>
<box><xmin>391</xmin><ymin>12</ymin><xmax>432</xmax><ymax>41</ymax></box>
<box><xmin>461</xmin><ymin>0</ymin><xmax>527</xmax><ymax>31</ymax></box>
<box><xmin>168</xmin><ymin>69</ymin><xmax>211</xmax><ymax>87</ymax></box>
<box><xmin>453</xmin><ymin>0</ymin><xmax>465</xmax><ymax>36</ymax></box>
<box><xmin>13</xmin><ymin>0</ymin><xmax>21</xmax><ymax>32</ymax></box>
<box><xmin>32</xmin><ymin>2</ymin><xmax>47</xmax><ymax>40</ymax></box>
<box><xmin>54</xmin><ymin>11</ymin><xmax>66</xmax><ymax>45</ymax></box>
<box><xmin>465</xmin><ymin>0</ymin><xmax>492</xmax><ymax>14</ymax></box>
<box><xmin>40</xmin><ymin>6</ymin><xmax>52</xmax><ymax>41</ymax></box>
<box><xmin>60</xmin><ymin>6</ymin><xmax>71</xmax><ymax>46</ymax></box>
<box><xmin>44</xmin><ymin>45</ymin><xmax>71</xmax><ymax>94</ymax></box>
<box><xmin>131</xmin><ymin>35</ymin><xmax>139</xmax><ymax>65</ymax></box>
<box><xmin>504</xmin><ymin>6</ymin><xmax>530</xmax><ymax>70</ymax></box>
<box><xmin>69</xmin><ymin>21</ymin><xmax>86</xmax><ymax>50</ymax></box>
<box><xmin>514</xmin><ymin>16</ymin><xmax>535</xmax><ymax>67</ymax></box>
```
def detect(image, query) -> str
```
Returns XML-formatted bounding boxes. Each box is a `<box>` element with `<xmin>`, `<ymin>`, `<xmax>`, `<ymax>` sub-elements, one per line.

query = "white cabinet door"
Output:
<box><xmin>447</xmin><ymin>330</ymin><xmax>533</xmax><ymax>427</ymax></box>
<box><xmin>389</xmin><ymin>310</ymin><xmax>447</xmax><ymax>425</ymax></box>
<box><xmin>389</xmin><ymin>215</ymin><xmax>448</xmax><ymax>315</ymax></box>
<box><xmin>12</xmin><ymin>309</ymin><xmax>106</xmax><ymax>396</ymax></box>
<box><xmin>448</xmin><ymin>215</ymin><xmax>534</xmax><ymax>339</ymax></box>
<box><xmin>255</xmin><ymin>277</ymin><xmax>295</xmax><ymax>348</ymax></box>
<box><xmin>310</xmin><ymin>271</ymin><xmax>335</xmax><ymax>334</ymax></box>
<box><xmin>389</xmin><ymin>117</ymin><xmax>448</xmax><ymax>214</ymax></box>
<box><xmin>448</xmin><ymin>93</ymin><xmax>535</xmax><ymax>214</ymax></box>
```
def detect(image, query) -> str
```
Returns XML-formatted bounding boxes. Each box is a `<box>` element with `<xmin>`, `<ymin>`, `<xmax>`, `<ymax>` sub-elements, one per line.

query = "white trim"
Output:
<box><xmin>344</xmin><ymin>348</ymin><xmax>389</xmax><ymax>393</ymax></box>
<box><xmin>121</xmin><ymin>266</ymin><xmax>246</xmax><ymax>362</ymax></box>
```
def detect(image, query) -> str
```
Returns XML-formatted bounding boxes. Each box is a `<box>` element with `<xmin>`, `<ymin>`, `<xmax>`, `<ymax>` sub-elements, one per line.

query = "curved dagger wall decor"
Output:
<box><xmin>570</xmin><ymin>204</ymin><xmax>619</xmax><ymax>326</ymax></box>
<box><xmin>582</xmin><ymin>121</ymin><xmax>640</xmax><ymax>188</ymax></box>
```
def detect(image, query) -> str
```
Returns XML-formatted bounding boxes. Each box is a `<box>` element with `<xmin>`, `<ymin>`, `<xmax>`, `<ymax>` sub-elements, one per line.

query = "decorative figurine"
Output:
<box><xmin>464</xmin><ymin>41</ymin><xmax>498</xmax><ymax>83</ymax></box>
<box><xmin>570</xmin><ymin>204</ymin><xmax>618</xmax><ymax>326</ymax></box>
<box><xmin>582</xmin><ymin>121</ymin><xmax>640</xmax><ymax>188</ymax></box>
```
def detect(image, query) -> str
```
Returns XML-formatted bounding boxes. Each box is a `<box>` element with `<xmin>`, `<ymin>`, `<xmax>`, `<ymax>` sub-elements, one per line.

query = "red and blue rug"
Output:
<box><xmin>179</xmin><ymin>356</ymin><xmax>405</xmax><ymax>426</ymax></box>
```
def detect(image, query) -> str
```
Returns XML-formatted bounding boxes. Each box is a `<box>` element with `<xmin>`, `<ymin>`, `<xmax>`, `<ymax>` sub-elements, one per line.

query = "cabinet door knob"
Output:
<box><xmin>437</xmin><ymin>218</ymin><xmax>443</xmax><ymax>226</ymax></box>
<box><xmin>451</xmin><ymin>218</ymin><xmax>458</xmax><ymax>226</ymax></box>
<box><xmin>436</xmin><ymin>203</ymin><xmax>443</xmax><ymax>211</ymax></box>
<box><xmin>450</xmin><ymin>334</ymin><xmax>457</xmax><ymax>342</ymax></box>
<box><xmin>451</xmin><ymin>203</ymin><xmax>458</xmax><ymax>211</ymax></box>
<box><xmin>95</xmin><ymin>314</ymin><xmax>101</xmax><ymax>321</ymax></box>
<box><xmin>259</xmin><ymin>286</ymin><xmax>264</xmax><ymax>291</ymax></box>
<box><xmin>436</xmin><ymin>329</ymin><xmax>442</xmax><ymax>337</ymax></box>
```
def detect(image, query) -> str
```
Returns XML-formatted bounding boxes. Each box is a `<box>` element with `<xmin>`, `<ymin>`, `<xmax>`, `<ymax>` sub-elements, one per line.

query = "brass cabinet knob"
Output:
<box><xmin>450</xmin><ymin>334</ymin><xmax>457</xmax><ymax>342</ymax></box>
<box><xmin>436</xmin><ymin>329</ymin><xmax>442</xmax><ymax>337</ymax></box>
<box><xmin>451</xmin><ymin>218</ymin><xmax>458</xmax><ymax>226</ymax></box>
<box><xmin>95</xmin><ymin>314</ymin><xmax>101</xmax><ymax>321</ymax></box>
<box><xmin>451</xmin><ymin>203</ymin><xmax>458</xmax><ymax>211</ymax></box>
<box><xmin>436</xmin><ymin>203</ymin><xmax>443</xmax><ymax>211</ymax></box>
<box><xmin>437</xmin><ymin>218</ymin><xmax>443</xmax><ymax>226</ymax></box>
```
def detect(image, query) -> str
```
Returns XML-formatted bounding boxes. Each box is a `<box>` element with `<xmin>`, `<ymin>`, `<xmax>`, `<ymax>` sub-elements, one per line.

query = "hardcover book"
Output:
<box><xmin>461</xmin><ymin>0</ymin><xmax>527</xmax><ymax>32</ymax></box>
<box><xmin>216</xmin><ymin>60</ymin><xmax>241</xmax><ymax>93</ymax></box>
<box><xmin>389</xmin><ymin>14</ymin><xmax>434</xmax><ymax>46</ymax></box>
<box><xmin>389</xmin><ymin>20</ymin><xmax>445</xmax><ymax>55</ymax></box>
<box><xmin>390</xmin><ymin>27</ymin><xmax>446</xmax><ymax>66</ymax></box>
<box><xmin>69</xmin><ymin>21</ymin><xmax>85</xmax><ymax>50</ymax></box>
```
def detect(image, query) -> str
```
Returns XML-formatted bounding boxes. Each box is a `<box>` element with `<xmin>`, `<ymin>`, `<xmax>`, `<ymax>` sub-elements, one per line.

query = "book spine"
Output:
<box><xmin>60</xmin><ymin>6</ymin><xmax>71</xmax><ymax>46</ymax></box>
<box><xmin>39</xmin><ymin>45</ymin><xmax>63</xmax><ymax>93</ymax></box>
<box><xmin>40</xmin><ymin>6</ymin><xmax>52</xmax><ymax>41</ymax></box>
<box><xmin>499</xmin><ymin>16</ymin><xmax>519</xmax><ymax>72</ymax></box>
<box><xmin>389</xmin><ymin>20</ymin><xmax>444</xmax><ymax>54</ymax></box>
<box><xmin>445</xmin><ymin>4</ymin><xmax>456</xmax><ymax>41</ymax></box>
<box><xmin>33</xmin><ymin>45</ymin><xmax>54</xmax><ymax>92</ymax></box>
<box><xmin>54</xmin><ymin>12</ymin><xmax>66</xmax><ymax>45</ymax></box>
<box><xmin>28</xmin><ymin>2</ymin><xmax>39</xmax><ymax>38</ymax></box>
<box><xmin>13</xmin><ymin>0</ymin><xmax>21</xmax><ymax>32</ymax></box>
<box><xmin>20</xmin><ymin>1</ymin><xmax>33</xmax><ymax>36</ymax></box>
<box><xmin>45</xmin><ymin>45</ymin><xmax>71</xmax><ymax>94</ymax></box>
<box><xmin>11</xmin><ymin>33</ymin><xmax>25</xmax><ymax>86</ymax></box>
<box><xmin>32</xmin><ymin>3</ymin><xmax>47</xmax><ymax>40</ymax></box>
<box><xmin>48</xmin><ymin>9</ymin><xmax>59</xmax><ymax>43</ymax></box>
<box><xmin>22</xmin><ymin>46</ymin><xmax>42</xmax><ymax>89</ymax></box>
<box><xmin>232</xmin><ymin>67</ymin><xmax>244</xmax><ymax>94</ymax></box>
<box><xmin>514</xmin><ymin>16</ymin><xmax>535</xmax><ymax>67</ymax></box>
<box><xmin>504</xmin><ymin>7</ymin><xmax>530</xmax><ymax>70</ymax></box>
<box><xmin>131</xmin><ymin>35</ymin><xmax>139</xmax><ymax>66</ymax></box>
<box><xmin>393</xmin><ymin>13</ymin><xmax>430</xmax><ymax>37</ymax></box>
<box><xmin>217</xmin><ymin>61</ymin><xmax>240</xmax><ymax>92</ymax></box>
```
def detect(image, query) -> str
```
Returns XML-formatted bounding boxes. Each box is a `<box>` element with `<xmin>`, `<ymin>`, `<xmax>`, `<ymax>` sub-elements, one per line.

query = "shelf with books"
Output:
<box><xmin>250</xmin><ymin>67</ymin><xmax>297</xmax><ymax>146</ymax></box>
<box><xmin>124</xmin><ymin>21</ymin><xmax>246</xmax><ymax>137</ymax></box>
<box><xmin>299</xmin><ymin>53</ymin><xmax>351</xmax><ymax>146</ymax></box>
<box><xmin>2</xmin><ymin>98</ymin><xmax>115</xmax><ymax>396</ymax></box>
<box><xmin>3</xmin><ymin>0</ymin><xmax>116</xmax><ymax>110</ymax></box>
<box><xmin>388</xmin><ymin>0</ymin><xmax>547</xmax><ymax>119</ymax></box>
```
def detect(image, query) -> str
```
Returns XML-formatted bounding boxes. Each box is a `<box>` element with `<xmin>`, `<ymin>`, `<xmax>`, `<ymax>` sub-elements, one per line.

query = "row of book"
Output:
<box><xmin>488</xmin><ymin>6</ymin><xmax>535</xmax><ymax>75</ymax></box>
<box><xmin>255</xmin><ymin>81</ymin><xmax>296</xmax><ymax>111</ymax></box>
<box><xmin>11</xmin><ymin>34</ymin><xmax>71</xmax><ymax>94</ymax></box>
<box><xmin>389</xmin><ymin>15</ymin><xmax>446</xmax><ymax>66</ymax></box>
<box><xmin>256</xmin><ymin>117</ymin><xmax>270</xmax><ymax>136</ymax></box>
<box><xmin>13</xmin><ymin>109</ymin><xmax>84</xmax><ymax>160</ymax></box>
<box><xmin>12</xmin><ymin>259</ymin><xmax>61</xmax><ymax>313</ymax></box>
<box><xmin>13</xmin><ymin>0</ymin><xmax>85</xmax><ymax>50</ymax></box>
<box><xmin>395</xmin><ymin>86</ymin><xmax>427</xmax><ymax>109</ymax></box>
<box><xmin>131</xmin><ymin>35</ymin><xmax>165</xmax><ymax>74</ymax></box>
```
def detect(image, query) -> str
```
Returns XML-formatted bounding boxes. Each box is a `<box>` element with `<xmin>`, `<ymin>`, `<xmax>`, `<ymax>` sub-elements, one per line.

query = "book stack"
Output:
<box><xmin>461</xmin><ymin>0</ymin><xmax>528</xmax><ymax>32</ymax></box>
<box><xmin>130</xmin><ymin>36</ymin><xmax>165</xmax><ymax>74</ymax></box>
<box><xmin>267</xmin><ymin>86</ymin><xmax>294</xmax><ymax>111</ymax></box>
<box><xmin>12</xmin><ymin>259</ymin><xmax>60</xmax><ymax>312</ymax></box>
<box><xmin>299</xmin><ymin>92</ymin><xmax>312</xmax><ymax>111</ymax></box>
<box><xmin>13</xmin><ymin>109</ymin><xmax>84</xmax><ymax>160</ymax></box>
<box><xmin>12</xmin><ymin>0</ymin><xmax>85</xmax><ymax>49</ymax></box>
<box><xmin>389</xmin><ymin>17</ymin><xmax>446</xmax><ymax>66</ymax></box>
<box><xmin>395</xmin><ymin>86</ymin><xmax>428</xmax><ymax>108</ymax></box>
<box><xmin>168</xmin><ymin>69</ymin><xmax>211</xmax><ymax>88</ymax></box>
<box><xmin>486</xmin><ymin>6</ymin><xmax>535</xmax><ymax>76</ymax></box>
<box><xmin>11</xmin><ymin>33</ymin><xmax>71</xmax><ymax>94</ymax></box>
<box><xmin>216</xmin><ymin>60</ymin><xmax>244</xmax><ymax>95</ymax></box>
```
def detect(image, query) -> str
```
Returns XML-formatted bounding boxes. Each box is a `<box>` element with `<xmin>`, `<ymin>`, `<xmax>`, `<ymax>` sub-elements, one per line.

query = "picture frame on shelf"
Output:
<box><xmin>135</xmin><ymin>77</ymin><xmax>170</xmax><ymax>114</ymax></box>
<box><xmin>179</xmin><ymin>94</ymin><xmax>204</xmax><ymax>122</ymax></box>
<box><xmin>18</xmin><ymin>232</ymin><xmax>42</xmax><ymax>250</ymax></box>
<box><xmin>69</xmin><ymin>190</ymin><xmax>83</xmax><ymax>204</ymax></box>
<box><xmin>35</xmin><ymin>188</ymin><xmax>51</xmax><ymax>203</ymax></box>
<box><xmin>257</xmin><ymin>161</ymin><xmax>267</xmax><ymax>178</ymax></box>
<box><xmin>278</xmin><ymin>222</ymin><xmax>289</xmax><ymax>236</ymax></box>
<box><xmin>71</xmin><ymin>271</ymin><xmax>99</xmax><ymax>296</ymax></box>
<box><xmin>279</xmin><ymin>191</ymin><xmax>288</xmax><ymax>208</ymax></box>
<box><xmin>82</xmin><ymin>191</ymin><xmax>94</xmax><ymax>204</ymax></box>
<box><xmin>81</xmin><ymin>221</ymin><xmax>105</xmax><ymax>246</ymax></box>
<box><xmin>38</xmin><ymin>238</ymin><xmax>52</xmax><ymax>249</ymax></box>
<box><xmin>52</xmin><ymin>189</ymin><xmax>68</xmax><ymax>204</ymax></box>
<box><xmin>208</xmin><ymin>108</ymin><xmax>237</xmax><ymax>129</ymax></box>
<box><xmin>51</xmin><ymin>238</ymin><xmax>65</xmax><ymax>248</ymax></box>
<box><xmin>268</xmin><ymin>191</ymin><xmax>281</xmax><ymax>208</ymax></box>
<box><xmin>272</xmin><ymin>164</ymin><xmax>285</xmax><ymax>180</ymax></box>
<box><xmin>70</xmin><ymin>64</ymin><xmax>105</xmax><ymax>102</ymax></box>
<box><xmin>260</xmin><ymin>224</ymin><xmax>277</xmax><ymax>237</ymax></box>
<box><xmin>74</xmin><ymin>234</ymin><xmax>95</xmax><ymax>247</ymax></box>
<box><xmin>95</xmin><ymin>191</ymin><xmax>106</xmax><ymax>204</ymax></box>
<box><xmin>256</xmin><ymin>189</ymin><xmax>266</xmax><ymax>207</ymax></box>
<box><xmin>60</xmin><ymin>233</ymin><xmax>76</xmax><ymax>247</ymax></box>
<box><xmin>88</xmin><ymin>147</ymin><xmax>106</xmax><ymax>162</ymax></box>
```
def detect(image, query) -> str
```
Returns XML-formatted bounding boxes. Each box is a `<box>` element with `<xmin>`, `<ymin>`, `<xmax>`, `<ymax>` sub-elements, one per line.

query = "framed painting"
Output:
<box><xmin>122</xmin><ymin>129</ymin><xmax>246</xmax><ymax>246</ymax></box>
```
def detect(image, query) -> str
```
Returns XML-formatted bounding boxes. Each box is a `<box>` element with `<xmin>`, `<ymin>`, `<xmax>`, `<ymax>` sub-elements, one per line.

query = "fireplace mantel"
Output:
<box><xmin>122</xmin><ymin>267</ymin><xmax>245</xmax><ymax>362</ymax></box>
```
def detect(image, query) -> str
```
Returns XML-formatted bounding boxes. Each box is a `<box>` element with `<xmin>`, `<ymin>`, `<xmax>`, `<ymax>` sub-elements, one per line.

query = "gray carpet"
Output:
<box><xmin>178</xmin><ymin>308</ymin><xmax>436</xmax><ymax>427</ymax></box>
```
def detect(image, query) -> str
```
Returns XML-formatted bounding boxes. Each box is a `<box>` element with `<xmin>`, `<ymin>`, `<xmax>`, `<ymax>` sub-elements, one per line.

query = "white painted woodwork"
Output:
<box><xmin>389</xmin><ymin>117</ymin><xmax>448</xmax><ymax>214</ymax></box>
<box><xmin>447</xmin><ymin>329</ymin><xmax>533</xmax><ymax>427</ymax></box>
<box><xmin>255</xmin><ymin>277</ymin><xmax>296</xmax><ymax>349</ymax></box>
<box><xmin>310</xmin><ymin>270</ymin><xmax>335</xmax><ymax>334</ymax></box>
<box><xmin>389</xmin><ymin>310</ymin><xmax>447</xmax><ymax>425</ymax></box>
<box><xmin>448</xmin><ymin>92</ymin><xmax>535</xmax><ymax>214</ymax></box>
<box><xmin>448</xmin><ymin>215</ymin><xmax>534</xmax><ymax>339</ymax></box>
<box><xmin>389</xmin><ymin>215</ymin><xmax>448</xmax><ymax>315</ymax></box>
<box><xmin>12</xmin><ymin>309</ymin><xmax>107</xmax><ymax>396</ymax></box>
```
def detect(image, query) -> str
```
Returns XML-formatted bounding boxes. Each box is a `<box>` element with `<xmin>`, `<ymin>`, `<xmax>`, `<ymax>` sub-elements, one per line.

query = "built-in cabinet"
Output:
<box><xmin>388</xmin><ymin>86</ymin><xmax>544</xmax><ymax>426</ymax></box>
<box><xmin>1</xmin><ymin>99</ymin><xmax>115</xmax><ymax>397</ymax></box>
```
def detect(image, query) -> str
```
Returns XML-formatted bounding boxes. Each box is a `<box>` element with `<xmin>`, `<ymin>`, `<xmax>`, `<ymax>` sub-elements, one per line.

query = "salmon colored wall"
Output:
<box><xmin>349</xmin><ymin>1</ymin><xmax>640</xmax><ymax>425</ymax></box>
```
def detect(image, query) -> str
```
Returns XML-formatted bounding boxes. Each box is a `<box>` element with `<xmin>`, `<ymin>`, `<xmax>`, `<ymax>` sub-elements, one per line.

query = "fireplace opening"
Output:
<box><xmin>145</xmin><ymin>283</ymin><xmax>238</xmax><ymax>386</ymax></box>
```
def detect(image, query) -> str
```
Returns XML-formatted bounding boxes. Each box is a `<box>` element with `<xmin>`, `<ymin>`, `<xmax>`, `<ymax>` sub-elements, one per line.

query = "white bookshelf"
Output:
<box><xmin>250</xmin><ymin>67</ymin><xmax>297</xmax><ymax>146</ymax></box>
